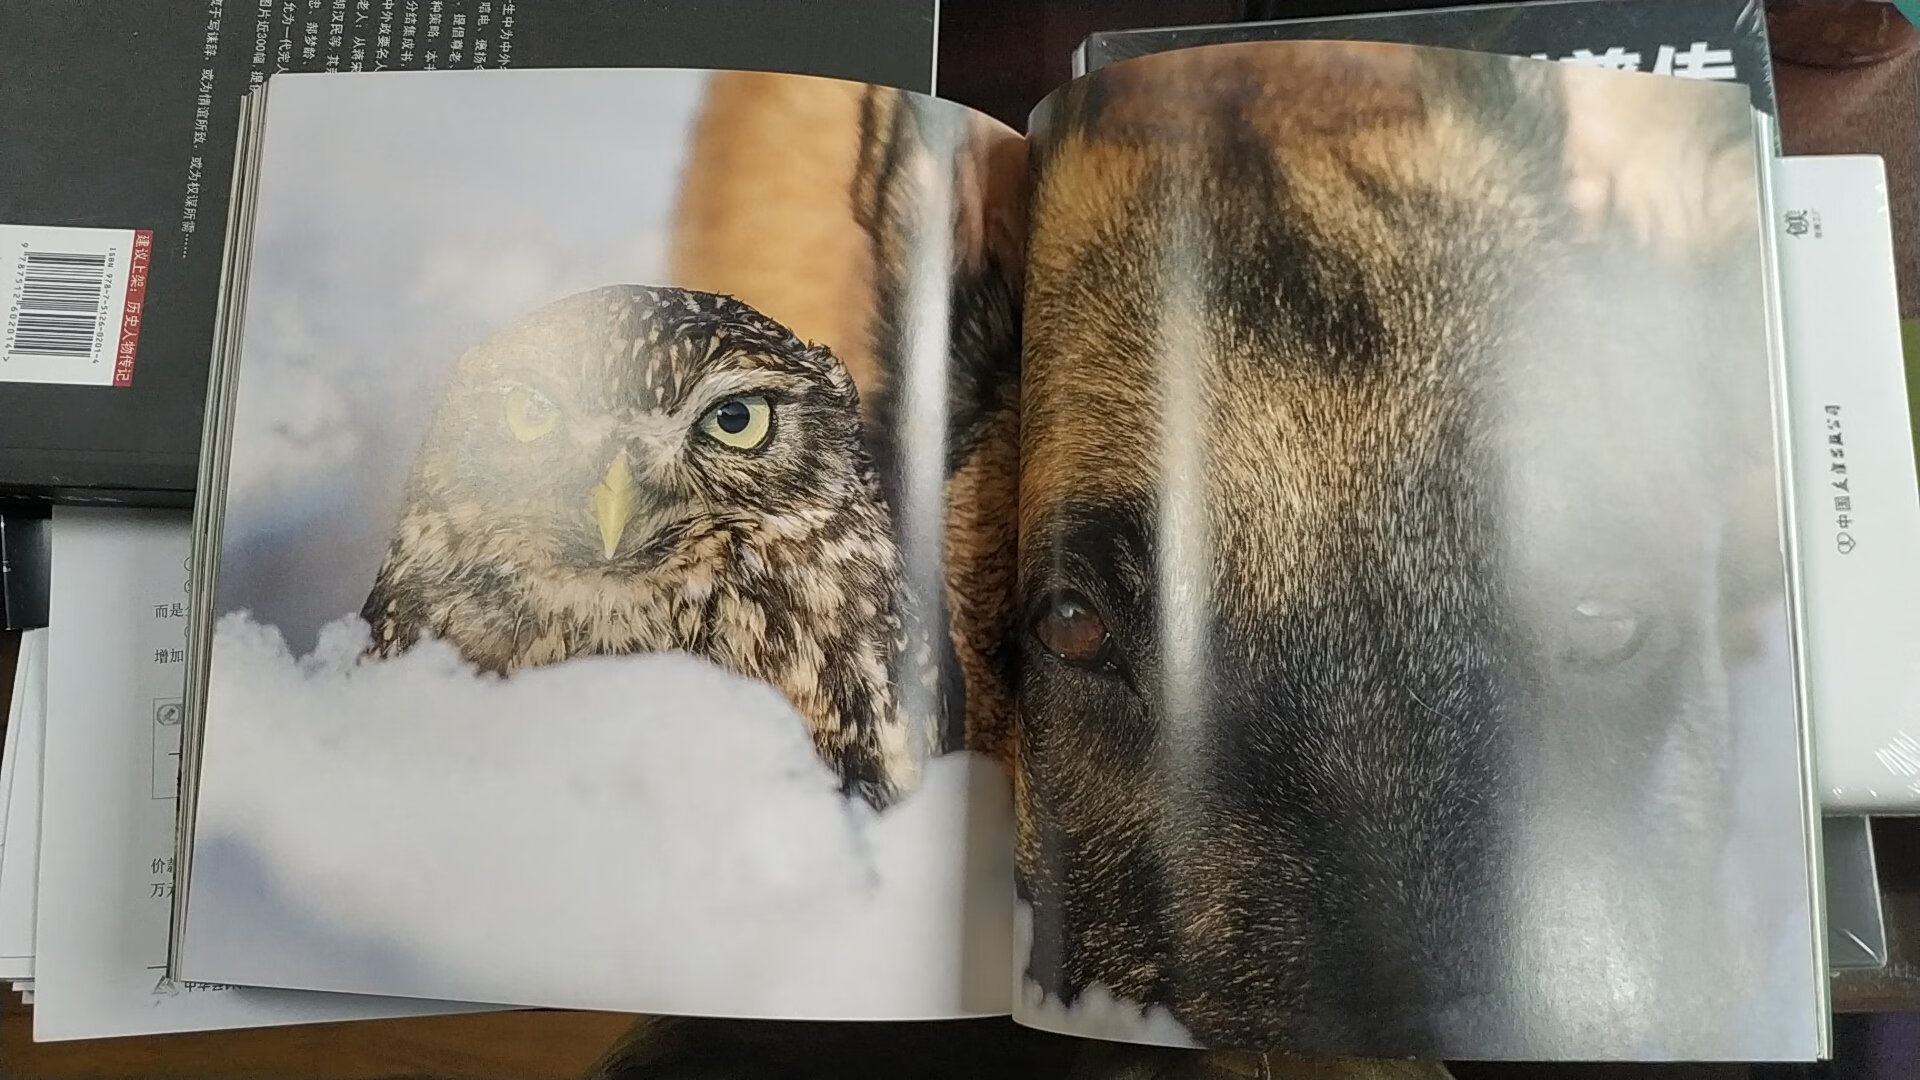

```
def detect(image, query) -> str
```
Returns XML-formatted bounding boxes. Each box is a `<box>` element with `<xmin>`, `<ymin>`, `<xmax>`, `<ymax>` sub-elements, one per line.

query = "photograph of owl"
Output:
<box><xmin>358</xmin><ymin>284</ymin><xmax>935</xmax><ymax>808</ymax></box>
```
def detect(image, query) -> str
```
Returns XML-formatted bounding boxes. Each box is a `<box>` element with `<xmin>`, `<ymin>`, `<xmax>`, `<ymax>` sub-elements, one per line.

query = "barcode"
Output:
<box><xmin>8</xmin><ymin>250</ymin><xmax>111</xmax><ymax>359</ymax></box>
<box><xmin>1</xmin><ymin>225</ymin><xmax>143</xmax><ymax>387</ymax></box>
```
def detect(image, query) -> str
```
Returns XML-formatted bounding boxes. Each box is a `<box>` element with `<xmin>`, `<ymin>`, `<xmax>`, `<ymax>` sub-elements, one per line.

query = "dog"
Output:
<box><xmin>653</xmin><ymin>65</ymin><xmax>1472</xmax><ymax>1076</ymax></box>
<box><xmin>1015</xmin><ymin>41</ymin><xmax>1790</xmax><ymax>1055</ymax></box>
<box><xmin>653</xmin><ymin>44</ymin><xmax>1796</xmax><ymax>1061</ymax></box>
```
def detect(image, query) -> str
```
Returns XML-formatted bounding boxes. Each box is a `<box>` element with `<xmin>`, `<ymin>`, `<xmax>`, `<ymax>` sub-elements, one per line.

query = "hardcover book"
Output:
<box><xmin>1075</xmin><ymin>0</ymin><xmax>1778</xmax><ymax>116</ymax></box>
<box><xmin>172</xmin><ymin>42</ymin><xmax>1825</xmax><ymax>1062</ymax></box>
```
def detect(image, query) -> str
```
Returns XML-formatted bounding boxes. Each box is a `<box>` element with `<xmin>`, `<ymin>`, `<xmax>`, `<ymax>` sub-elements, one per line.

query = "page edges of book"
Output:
<box><xmin>169</xmin><ymin>84</ymin><xmax>269</xmax><ymax>983</ymax></box>
<box><xmin>1756</xmin><ymin>117</ymin><xmax>1833</xmax><ymax>1055</ymax></box>
<box><xmin>0</xmin><ymin>630</ymin><xmax>48</xmax><ymax>977</ymax></box>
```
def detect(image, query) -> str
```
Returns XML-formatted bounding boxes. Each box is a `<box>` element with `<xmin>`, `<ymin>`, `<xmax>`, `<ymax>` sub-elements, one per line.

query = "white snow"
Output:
<box><xmin>1010</xmin><ymin>900</ymin><xmax>1196</xmax><ymax>1048</ymax></box>
<box><xmin>184</xmin><ymin>612</ymin><xmax>1013</xmax><ymax>1019</ymax></box>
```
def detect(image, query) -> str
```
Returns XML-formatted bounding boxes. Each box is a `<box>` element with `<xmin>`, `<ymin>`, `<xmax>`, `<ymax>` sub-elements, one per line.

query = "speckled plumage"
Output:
<box><xmin>360</xmin><ymin>285</ymin><xmax>932</xmax><ymax>806</ymax></box>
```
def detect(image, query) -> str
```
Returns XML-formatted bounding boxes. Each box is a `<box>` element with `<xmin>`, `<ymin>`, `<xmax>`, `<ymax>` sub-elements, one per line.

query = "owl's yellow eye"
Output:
<box><xmin>698</xmin><ymin>394</ymin><xmax>772</xmax><ymax>450</ymax></box>
<box><xmin>504</xmin><ymin>386</ymin><xmax>559</xmax><ymax>442</ymax></box>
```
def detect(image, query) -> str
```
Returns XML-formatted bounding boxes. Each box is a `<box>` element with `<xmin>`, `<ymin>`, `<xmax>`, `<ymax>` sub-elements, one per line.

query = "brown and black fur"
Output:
<box><xmin>360</xmin><ymin>286</ymin><xmax>929</xmax><ymax>807</ymax></box>
<box><xmin>670</xmin><ymin>71</ymin><xmax>1028</xmax><ymax>765</ymax></box>
<box><xmin>1015</xmin><ymin>42</ymin><xmax>1780</xmax><ymax>1054</ymax></box>
<box><xmin>633</xmin><ymin>73</ymin><xmax>1478</xmax><ymax>1078</ymax></box>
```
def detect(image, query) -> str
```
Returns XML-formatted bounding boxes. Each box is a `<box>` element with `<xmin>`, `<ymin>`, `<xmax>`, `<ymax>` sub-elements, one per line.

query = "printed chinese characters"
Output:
<box><xmin>1827</xmin><ymin>405</ymin><xmax>1856</xmax><ymax>554</ymax></box>
<box><xmin>147</xmin><ymin>853</ymin><xmax>177</xmax><ymax>901</ymax></box>
<box><xmin>1527</xmin><ymin>41</ymin><xmax>1737</xmax><ymax>80</ymax></box>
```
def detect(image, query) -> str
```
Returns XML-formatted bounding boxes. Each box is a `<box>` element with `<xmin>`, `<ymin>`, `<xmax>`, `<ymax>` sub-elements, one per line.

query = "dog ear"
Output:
<box><xmin>668</xmin><ymin>70</ymin><xmax>881</xmax><ymax>396</ymax></box>
<box><xmin>1553</xmin><ymin>65</ymin><xmax>1761</xmax><ymax>257</ymax></box>
<box><xmin>1415</xmin><ymin>44</ymin><xmax>1566</xmax><ymax>163</ymax></box>
<box><xmin>1402</xmin><ymin>48</ymin><xmax>1761</xmax><ymax>261</ymax></box>
<box><xmin>848</xmin><ymin>85</ymin><xmax>1028</xmax><ymax>762</ymax></box>
<box><xmin>850</xmin><ymin>85</ymin><xmax>1026</xmax><ymax>414</ymax></box>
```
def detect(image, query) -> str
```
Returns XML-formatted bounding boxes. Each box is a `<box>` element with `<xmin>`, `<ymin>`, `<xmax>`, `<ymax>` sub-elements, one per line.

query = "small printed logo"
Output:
<box><xmin>1784</xmin><ymin>208</ymin><xmax>1821</xmax><ymax>239</ymax></box>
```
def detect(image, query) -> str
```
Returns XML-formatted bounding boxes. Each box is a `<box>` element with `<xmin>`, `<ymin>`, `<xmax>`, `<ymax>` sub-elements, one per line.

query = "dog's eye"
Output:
<box><xmin>1560</xmin><ymin>598</ymin><xmax>1646</xmax><ymax>668</ymax></box>
<box><xmin>1033</xmin><ymin>590</ymin><xmax>1112</xmax><ymax>668</ymax></box>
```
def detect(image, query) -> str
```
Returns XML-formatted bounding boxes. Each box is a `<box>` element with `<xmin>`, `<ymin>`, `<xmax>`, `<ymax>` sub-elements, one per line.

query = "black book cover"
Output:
<box><xmin>0</xmin><ymin>0</ymin><xmax>935</xmax><ymax>507</ymax></box>
<box><xmin>0</xmin><ymin>510</ymin><xmax>50</xmax><ymax>630</ymax></box>
<box><xmin>1080</xmin><ymin>0</ymin><xmax>1777</xmax><ymax>116</ymax></box>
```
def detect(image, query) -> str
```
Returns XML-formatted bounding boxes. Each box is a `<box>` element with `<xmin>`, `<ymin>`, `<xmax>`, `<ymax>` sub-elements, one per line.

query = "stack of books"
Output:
<box><xmin>1</xmin><ymin>1</ymin><xmax>1917</xmax><ymax>1074</ymax></box>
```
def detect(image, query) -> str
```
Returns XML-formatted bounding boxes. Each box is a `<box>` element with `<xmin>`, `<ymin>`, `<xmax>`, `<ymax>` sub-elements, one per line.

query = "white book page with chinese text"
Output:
<box><xmin>33</xmin><ymin>507</ymin><xmax>492</xmax><ymax>1041</ymax></box>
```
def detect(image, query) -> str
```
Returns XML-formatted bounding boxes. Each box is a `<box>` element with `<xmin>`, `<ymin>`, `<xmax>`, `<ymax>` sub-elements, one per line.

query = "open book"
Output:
<box><xmin>172</xmin><ymin>41</ymin><xmax>1826</xmax><ymax>1061</ymax></box>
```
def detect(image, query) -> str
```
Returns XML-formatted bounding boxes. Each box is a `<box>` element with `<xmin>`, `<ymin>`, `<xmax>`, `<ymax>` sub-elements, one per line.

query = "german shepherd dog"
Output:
<box><xmin>1016</xmin><ymin>42</ymin><xmax>1794</xmax><ymax>1057</ymax></box>
<box><xmin>603</xmin><ymin>42</ymin><xmax>1796</xmax><ymax>1071</ymax></box>
<box><xmin>601</xmin><ymin>64</ymin><xmax>1467</xmax><ymax>1080</ymax></box>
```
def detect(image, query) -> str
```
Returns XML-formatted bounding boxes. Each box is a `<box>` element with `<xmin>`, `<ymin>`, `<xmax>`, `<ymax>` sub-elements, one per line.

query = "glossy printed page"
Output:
<box><xmin>182</xmin><ymin>67</ymin><xmax>1027</xmax><ymax>1019</ymax></box>
<box><xmin>1012</xmin><ymin>41</ymin><xmax>1820</xmax><ymax>1059</ymax></box>
<box><xmin>36</xmin><ymin>508</ymin><xmax>485</xmax><ymax>1039</ymax></box>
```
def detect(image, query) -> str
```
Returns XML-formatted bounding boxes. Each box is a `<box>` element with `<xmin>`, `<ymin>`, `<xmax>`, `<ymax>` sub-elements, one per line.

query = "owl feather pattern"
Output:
<box><xmin>360</xmin><ymin>285</ymin><xmax>936</xmax><ymax>807</ymax></box>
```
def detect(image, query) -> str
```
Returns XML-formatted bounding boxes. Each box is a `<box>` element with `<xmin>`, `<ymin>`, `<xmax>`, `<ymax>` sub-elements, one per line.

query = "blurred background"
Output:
<box><xmin>213</xmin><ymin>70</ymin><xmax>705</xmax><ymax>653</ymax></box>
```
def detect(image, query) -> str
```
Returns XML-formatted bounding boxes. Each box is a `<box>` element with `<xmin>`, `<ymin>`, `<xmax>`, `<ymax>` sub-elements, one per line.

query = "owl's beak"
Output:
<box><xmin>589</xmin><ymin>452</ymin><xmax>637</xmax><ymax>560</ymax></box>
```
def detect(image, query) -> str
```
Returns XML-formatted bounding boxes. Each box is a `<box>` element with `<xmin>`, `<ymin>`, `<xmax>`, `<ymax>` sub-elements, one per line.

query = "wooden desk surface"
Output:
<box><xmin>1</xmin><ymin>993</ymin><xmax>635</xmax><ymax>1080</ymax></box>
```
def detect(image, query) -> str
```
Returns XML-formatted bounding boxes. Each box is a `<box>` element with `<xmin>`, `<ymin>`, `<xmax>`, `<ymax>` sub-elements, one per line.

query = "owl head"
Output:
<box><xmin>406</xmin><ymin>284</ymin><xmax>870</xmax><ymax>574</ymax></box>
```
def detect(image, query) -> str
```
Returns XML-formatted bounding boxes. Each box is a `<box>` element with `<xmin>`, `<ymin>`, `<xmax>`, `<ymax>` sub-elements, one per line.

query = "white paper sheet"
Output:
<box><xmin>2</xmin><ymin>724</ymin><xmax>36</xmax><ymax>1002</ymax></box>
<box><xmin>0</xmin><ymin>629</ymin><xmax>47</xmax><ymax>981</ymax></box>
<box><xmin>0</xmin><ymin>646</ymin><xmax>24</xmax><ymax>888</ymax></box>
<box><xmin>32</xmin><ymin>507</ymin><xmax>493</xmax><ymax>1041</ymax></box>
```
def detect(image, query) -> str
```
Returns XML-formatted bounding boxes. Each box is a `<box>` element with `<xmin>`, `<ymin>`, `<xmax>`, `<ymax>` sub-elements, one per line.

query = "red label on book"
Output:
<box><xmin>113</xmin><ymin>229</ymin><xmax>154</xmax><ymax>387</ymax></box>
<box><xmin>1</xmin><ymin>224</ymin><xmax>147</xmax><ymax>387</ymax></box>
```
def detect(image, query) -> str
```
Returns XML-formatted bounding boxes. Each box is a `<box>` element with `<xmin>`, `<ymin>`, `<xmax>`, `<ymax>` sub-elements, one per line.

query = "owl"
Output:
<box><xmin>359</xmin><ymin>284</ymin><xmax>934</xmax><ymax>807</ymax></box>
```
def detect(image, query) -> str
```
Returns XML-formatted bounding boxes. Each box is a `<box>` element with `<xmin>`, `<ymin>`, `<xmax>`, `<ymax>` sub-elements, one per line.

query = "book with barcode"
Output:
<box><xmin>166</xmin><ymin>41</ymin><xmax>1829</xmax><ymax>1065</ymax></box>
<box><xmin>0</xmin><ymin>0</ymin><xmax>936</xmax><ymax>508</ymax></box>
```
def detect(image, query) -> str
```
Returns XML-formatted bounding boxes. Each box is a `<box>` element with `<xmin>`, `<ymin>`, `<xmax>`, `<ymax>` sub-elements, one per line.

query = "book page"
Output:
<box><xmin>0</xmin><ymin>643</ymin><xmax>26</xmax><ymax>998</ymax></box>
<box><xmin>181</xmin><ymin>68</ymin><xmax>1025</xmax><ymax>1019</ymax></box>
<box><xmin>0</xmin><ymin>645</ymin><xmax>25</xmax><ymax>920</ymax></box>
<box><xmin>0</xmin><ymin>629</ymin><xmax>46</xmax><ymax>982</ymax></box>
<box><xmin>33</xmin><ymin>508</ymin><xmax>488</xmax><ymax>1040</ymax></box>
<box><xmin>1011</xmin><ymin>42</ymin><xmax>1820</xmax><ymax>1060</ymax></box>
